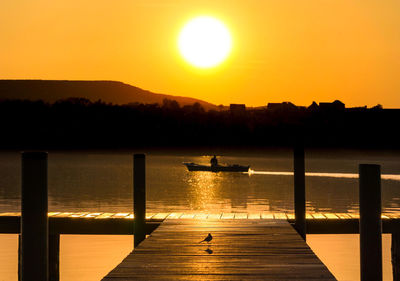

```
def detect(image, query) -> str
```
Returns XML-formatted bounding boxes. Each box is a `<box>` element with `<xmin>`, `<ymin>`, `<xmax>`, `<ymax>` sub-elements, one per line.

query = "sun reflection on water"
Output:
<box><xmin>186</xmin><ymin>171</ymin><xmax>221</xmax><ymax>212</ymax></box>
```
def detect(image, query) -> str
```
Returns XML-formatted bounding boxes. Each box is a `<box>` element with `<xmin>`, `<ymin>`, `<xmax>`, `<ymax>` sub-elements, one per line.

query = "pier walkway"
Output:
<box><xmin>103</xmin><ymin>219</ymin><xmax>336</xmax><ymax>280</ymax></box>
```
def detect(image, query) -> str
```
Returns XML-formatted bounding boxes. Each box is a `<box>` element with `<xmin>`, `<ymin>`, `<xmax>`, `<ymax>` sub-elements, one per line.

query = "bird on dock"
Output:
<box><xmin>199</xmin><ymin>233</ymin><xmax>213</xmax><ymax>244</ymax></box>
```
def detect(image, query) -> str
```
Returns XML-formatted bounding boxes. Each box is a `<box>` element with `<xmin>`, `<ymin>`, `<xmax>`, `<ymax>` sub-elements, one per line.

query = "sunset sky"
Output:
<box><xmin>1</xmin><ymin>0</ymin><xmax>400</xmax><ymax>107</ymax></box>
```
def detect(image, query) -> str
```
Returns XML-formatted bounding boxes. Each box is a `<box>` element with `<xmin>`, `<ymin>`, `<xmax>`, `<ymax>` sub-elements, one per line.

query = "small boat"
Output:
<box><xmin>183</xmin><ymin>162</ymin><xmax>250</xmax><ymax>173</ymax></box>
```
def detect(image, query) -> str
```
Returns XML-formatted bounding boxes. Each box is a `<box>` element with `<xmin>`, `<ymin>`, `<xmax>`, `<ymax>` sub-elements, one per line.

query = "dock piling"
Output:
<box><xmin>359</xmin><ymin>164</ymin><xmax>382</xmax><ymax>281</ymax></box>
<box><xmin>21</xmin><ymin>152</ymin><xmax>48</xmax><ymax>281</ymax></box>
<box><xmin>134</xmin><ymin>154</ymin><xmax>146</xmax><ymax>247</ymax></box>
<box><xmin>49</xmin><ymin>234</ymin><xmax>60</xmax><ymax>281</ymax></box>
<box><xmin>294</xmin><ymin>145</ymin><xmax>306</xmax><ymax>240</ymax></box>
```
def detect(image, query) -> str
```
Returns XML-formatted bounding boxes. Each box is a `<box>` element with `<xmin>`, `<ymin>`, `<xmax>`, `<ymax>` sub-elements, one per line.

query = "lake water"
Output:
<box><xmin>0</xmin><ymin>149</ymin><xmax>399</xmax><ymax>280</ymax></box>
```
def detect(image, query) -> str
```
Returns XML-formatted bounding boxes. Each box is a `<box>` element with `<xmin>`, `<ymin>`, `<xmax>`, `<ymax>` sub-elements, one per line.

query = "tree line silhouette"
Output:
<box><xmin>0</xmin><ymin>98</ymin><xmax>398</xmax><ymax>149</ymax></box>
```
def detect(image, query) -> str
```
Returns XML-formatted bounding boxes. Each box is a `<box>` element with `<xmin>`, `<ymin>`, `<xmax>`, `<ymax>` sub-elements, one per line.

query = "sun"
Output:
<box><xmin>178</xmin><ymin>16</ymin><xmax>232</xmax><ymax>68</ymax></box>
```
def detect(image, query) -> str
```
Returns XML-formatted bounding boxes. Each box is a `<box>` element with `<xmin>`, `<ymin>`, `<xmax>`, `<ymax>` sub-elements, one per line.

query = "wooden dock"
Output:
<box><xmin>4</xmin><ymin>152</ymin><xmax>398</xmax><ymax>281</ymax></box>
<box><xmin>102</xmin><ymin>218</ymin><xmax>336</xmax><ymax>280</ymax></box>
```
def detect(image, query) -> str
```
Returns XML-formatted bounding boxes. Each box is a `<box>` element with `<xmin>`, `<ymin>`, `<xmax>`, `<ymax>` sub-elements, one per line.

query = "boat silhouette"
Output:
<box><xmin>183</xmin><ymin>162</ymin><xmax>250</xmax><ymax>172</ymax></box>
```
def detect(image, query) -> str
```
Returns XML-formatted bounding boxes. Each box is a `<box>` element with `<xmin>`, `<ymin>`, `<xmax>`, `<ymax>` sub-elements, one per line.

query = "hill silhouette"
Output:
<box><xmin>0</xmin><ymin>80</ymin><xmax>217</xmax><ymax>110</ymax></box>
<box><xmin>0</xmin><ymin>96</ymin><xmax>398</xmax><ymax>149</ymax></box>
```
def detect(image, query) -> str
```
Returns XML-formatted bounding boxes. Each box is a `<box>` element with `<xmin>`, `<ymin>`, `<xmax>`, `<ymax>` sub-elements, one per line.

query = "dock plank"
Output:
<box><xmin>207</xmin><ymin>213</ymin><xmax>222</xmax><ymax>219</ymax></box>
<box><xmin>221</xmin><ymin>213</ymin><xmax>235</xmax><ymax>219</ymax></box>
<box><xmin>261</xmin><ymin>212</ymin><xmax>274</xmax><ymax>219</ymax></box>
<box><xmin>152</xmin><ymin>213</ymin><xmax>170</xmax><ymax>220</ymax></box>
<box><xmin>194</xmin><ymin>213</ymin><xmax>209</xmax><ymax>219</ymax></box>
<box><xmin>234</xmin><ymin>213</ymin><xmax>248</xmax><ymax>219</ymax></box>
<box><xmin>247</xmin><ymin>213</ymin><xmax>261</xmax><ymax>219</ymax></box>
<box><xmin>103</xmin><ymin>219</ymin><xmax>336</xmax><ymax>280</ymax></box>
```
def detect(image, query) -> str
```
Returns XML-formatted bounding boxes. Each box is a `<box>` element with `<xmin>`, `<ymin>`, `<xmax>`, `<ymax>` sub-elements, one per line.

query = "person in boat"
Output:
<box><xmin>210</xmin><ymin>155</ymin><xmax>218</xmax><ymax>167</ymax></box>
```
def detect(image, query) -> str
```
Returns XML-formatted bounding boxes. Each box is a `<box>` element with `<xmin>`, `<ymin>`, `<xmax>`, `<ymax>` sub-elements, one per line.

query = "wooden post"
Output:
<box><xmin>134</xmin><ymin>154</ymin><xmax>146</xmax><ymax>247</ymax></box>
<box><xmin>294</xmin><ymin>145</ymin><xmax>306</xmax><ymax>240</ymax></box>
<box><xmin>49</xmin><ymin>234</ymin><xmax>60</xmax><ymax>281</ymax></box>
<box><xmin>392</xmin><ymin>232</ymin><xmax>400</xmax><ymax>281</ymax></box>
<box><xmin>359</xmin><ymin>164</ymin><xmax>382</xmax><ymax>281</ymax></box>
<box><xmin>21</xmin><ymin>152</ymin><xmax>48</xmax><ymax>281</ymax></box>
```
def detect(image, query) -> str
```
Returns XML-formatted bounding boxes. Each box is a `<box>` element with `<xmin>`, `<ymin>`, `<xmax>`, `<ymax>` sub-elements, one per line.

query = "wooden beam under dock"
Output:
<box><xmin>2</xmin><ymin>212</ymin><xmax>400</xmax><ymax>234</ymax></box>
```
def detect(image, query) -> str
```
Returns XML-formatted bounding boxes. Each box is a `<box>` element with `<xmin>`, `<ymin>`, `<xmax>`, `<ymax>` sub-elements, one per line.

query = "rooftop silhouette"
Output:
<box><xmin>0</xmin><ymin>97</ymin><xmax>397</xmax><ymax>149</ymax></box>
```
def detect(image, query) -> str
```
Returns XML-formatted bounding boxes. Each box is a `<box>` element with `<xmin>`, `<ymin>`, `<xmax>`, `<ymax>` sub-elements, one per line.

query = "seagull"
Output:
<box><xmin>199</xmin><ymin>233</ymin><xmax>213</xmax><ymax>244</ymax></box>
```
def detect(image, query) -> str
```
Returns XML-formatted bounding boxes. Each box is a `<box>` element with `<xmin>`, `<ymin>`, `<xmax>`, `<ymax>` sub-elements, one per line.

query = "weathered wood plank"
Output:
<box><xmin>335</xmin><ymin>213</ymin><xmax>351</xmax><ymax>219</ymax></box>
<box><xmin>180</xmin><ymin>213</ymin><xmax>196</xmax><ymax>219</ymax></box>
<box><xmin>261</xmin><ymin>212</ymin><xmax>273</xmax><ymax>219</ymax></box>
<box><xmin>0</xmin><ymin>211</ymin><xmax>399</xmax><ymax>220</ymax></box>
<box><xmin>306</xmin><ymin>213</ymin><xmax>314</xmax><ymax>219</ymax></box>
<box><xmin>103</xmin><ymin>219</ymin><xmax>336</xmax><ymax>280</ymax></box>
<box><xmin>112</xmin><ymin>213</ymin><xmax>130</xmax><ymax>218</ymax></box>
<box><xmin>82</xmin><ymin>213</ymin><xmax>102</xmax><ymax>218</ymax></box>
<box><xmin>311</xmin><ymin>213</ymin><xmax>327</xmax><ymax>219</ymax></box>
<box><xmin>274</xmin><ymin>213</ymin><xmax>287</xmax><ymax>219</ymax></box>
<box><xmin>286</xmin><ymin>213</ymin><xmax>295</xmax><ymax>220</ymax></box>
<box><xmin>0</xmin><ymin>212</ymin><xmax>21</xmax><ymax>216</ymax></box>
<box><xmin>194</xmin><ymin>213</ymin><xmax>208</xmax><ymax>219</ymax></box>
<box><xmin>152</xmin><ymin>213</ymin><xmax>170</xmax><ymax>220</ymax></box>
<box><xmin>221</xmin><ymin>213</ymin><xmax>235</xmax><ymax>219</ymax></box>
<box><xmin>324</xmin><ymin>213</ymin><xmax>339</xmax><ymax>219</ymax></box>
<box><xmin>348</xmin><ymin>213</ymin><xmax>360</xmax><ymax>219</ymax></box>
<box><xmin>94</xmin><ymin>213</ymin><xmax>114</xmax><ymax>219</ymax></box>
<box><xmin>146</xmin><ymin>213</ymin><xmax>156</xmax><ymax>219</ymax></box>
<box><xmin>2</xmin><ymin>213</ymin><xmax>400</xmax><ymax>235</ymax></box>
<box><xmin>234</xmin><ymin>213</ymin><xmax>248</xmax><ymax>219</ymax></box>
<box><xmin>52</xmin><ymin>212</ymin><xmax>74</xmax><ymax>218</ymax></box>
<box><xmin>247</xmin><ymin>213</ymin><xmax>261</xmax><ymax>219</ymax></box>
<box><xmin>69</xmin><ymin>212</ymin><xmax>89</xmax><ymax>218</ymax></box>
<box><xmin>207</xmin><ymin>213</ymin><xmax>222</xmax><ymax>219</ymax></box>
<box><xmin>167</xmin><ymin>213</ymin><xmax>183</xmax><ymax>219</ymax></box>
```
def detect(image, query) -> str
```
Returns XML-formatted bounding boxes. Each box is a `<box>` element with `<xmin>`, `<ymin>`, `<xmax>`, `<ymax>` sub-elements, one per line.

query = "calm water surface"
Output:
<box><xmin>0</xmin><ymin>149</ymin><xmax>399</xmax><ymax>280</ymax></box>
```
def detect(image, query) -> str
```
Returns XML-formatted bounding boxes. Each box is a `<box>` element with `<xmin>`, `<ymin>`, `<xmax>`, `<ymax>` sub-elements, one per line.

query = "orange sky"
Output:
<box><xmin>1</xmin><ymin>0</ymin><xmax>400</xmax><ymax>107</ymax></box>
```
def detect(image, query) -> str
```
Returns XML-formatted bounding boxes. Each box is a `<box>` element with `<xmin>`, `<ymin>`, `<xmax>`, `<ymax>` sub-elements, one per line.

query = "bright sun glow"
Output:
<box><xmin>178</xmin><ymin>16</ymin><xmax>232</xmax><ymax>68</ymax></box>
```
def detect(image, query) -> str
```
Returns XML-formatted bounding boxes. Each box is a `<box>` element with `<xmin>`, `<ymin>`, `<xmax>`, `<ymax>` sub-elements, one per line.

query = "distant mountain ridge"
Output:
<box><xmin>0</xmin><ymin>80</ymin><xmax>217</xmax><ymax>109</ymax></box>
